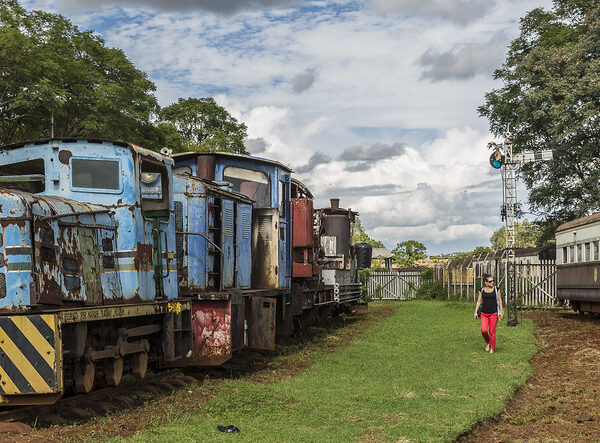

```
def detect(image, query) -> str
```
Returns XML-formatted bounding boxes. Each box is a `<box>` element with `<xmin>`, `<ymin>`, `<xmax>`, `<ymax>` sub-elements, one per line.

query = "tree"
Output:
<box><xmin>392</xmin><ymin>240</ymin><xmax>427</xmax><ymax>267</ymax></box>
<box><xmin>479</xmin><ymin>1</ymin><xmax>600</xmax><ymax>225</ymax></box>
<box><xmin>0</xmin><ymin>0</ymin><xmax>159</xmax><ymax>146</ymax></box>
<box><xmin>353</xmin><ymin>217</ymin><xmax>384</xmax><ymax>248</ymax></box>
<box><xmin>160</xmin><ymin>98</ymin><xmax>248</xmax><ymax>154</ymax></box>
<box><xmin>489</xmin><ymin>220</ymin><xmax>548</xmax><ymax>250</ymax></box>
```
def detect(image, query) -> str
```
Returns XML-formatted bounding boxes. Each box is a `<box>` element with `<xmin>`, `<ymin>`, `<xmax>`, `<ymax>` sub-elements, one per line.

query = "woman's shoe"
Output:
<box><xmin>489</xmin><ymin>348</ymin><xmax>494</xmax><ymax>354</ymax></box>
<box><xmin>485</xmin><ymin>345</ymin><xmax>490</xmax><ymax>352</ymax></box>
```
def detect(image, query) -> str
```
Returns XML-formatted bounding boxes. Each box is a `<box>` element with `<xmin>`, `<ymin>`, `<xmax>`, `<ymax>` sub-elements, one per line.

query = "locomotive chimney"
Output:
<box><xmin>330</xmin><ymin>198</ymin><xmax>340</xmax><ymax>209</ymax></box>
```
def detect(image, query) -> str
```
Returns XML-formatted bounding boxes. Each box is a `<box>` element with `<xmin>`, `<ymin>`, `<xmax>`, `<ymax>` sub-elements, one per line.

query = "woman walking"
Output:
<box><xmin>474</xmin><ymin>274</ymin><xmax>503</xmax><ymax>353</ymax></box>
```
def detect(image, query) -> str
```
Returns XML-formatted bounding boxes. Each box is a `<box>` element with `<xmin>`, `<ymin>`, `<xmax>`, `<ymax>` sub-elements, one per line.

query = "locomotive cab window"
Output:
<box><xmin>173</xmin><ymin>166</ymin><xmax>192</xmax><ymax>176</ymax></box>
<box><xmin>71</xmin><ymin>158</ymin><xmax>120</xmax><ymax>192</ymax></box>
<box><xmin>223</xmin><ymin>166</ymin><xmax>270</xmax><ymax>208</ymax></box>
<box><xmin>0</xmin><ymin>159</ymin><xmax>45</xmax><ymax>193</ymax></box>
<box><xmin>278</xmin><ymin>180</ymin><xmax>287</xmax><ymax>218</ymax></box>
<box><xmin>140</xmin><ymin>160</ymin><xmax>169</xmax><ymax>213</ymax></box>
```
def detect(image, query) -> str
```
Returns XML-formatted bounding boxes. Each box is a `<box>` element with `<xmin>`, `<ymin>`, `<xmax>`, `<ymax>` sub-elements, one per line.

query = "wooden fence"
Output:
<box><xmin>439</xmin><ymin>259</ymin><xmax>557</xmax><ymax>307</ymax></box>
<box><xmin>514</xmin><ymin>261</ymin><xmax>557</xmax><ymax>306</ymax></box>
<box><xmin>366</xmin><ymin>270</ymin><xmax>422</xmax><ymax>300</ymax></box>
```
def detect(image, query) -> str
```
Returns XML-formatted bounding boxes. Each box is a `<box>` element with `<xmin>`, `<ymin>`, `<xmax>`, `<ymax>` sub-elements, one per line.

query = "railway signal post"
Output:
<box><xmin>489</xmin><ymin>136</ymin><xmax>552</xmax><ymax>326</ymax></box>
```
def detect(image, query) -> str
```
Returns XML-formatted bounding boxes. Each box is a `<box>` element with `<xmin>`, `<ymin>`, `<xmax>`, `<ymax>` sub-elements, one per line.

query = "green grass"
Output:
<box><xmin>126</xmin><ymin>301</ymin><xmax>536</xmax><ymax>442</ymax></box>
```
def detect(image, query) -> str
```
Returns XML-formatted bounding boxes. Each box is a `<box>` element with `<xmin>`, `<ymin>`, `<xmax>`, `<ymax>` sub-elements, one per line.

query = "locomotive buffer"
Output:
<box><xmin>489</xmin><ymin>136</ymin><xmax>552</xmax><ymax>326</ymax></box>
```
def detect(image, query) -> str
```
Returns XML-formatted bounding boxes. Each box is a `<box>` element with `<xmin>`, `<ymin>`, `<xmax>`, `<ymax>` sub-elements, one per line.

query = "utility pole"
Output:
<box><xmin>489</xmin><ymin>134</ymin><xmax>552</xmax><ymax>326</ymax></box>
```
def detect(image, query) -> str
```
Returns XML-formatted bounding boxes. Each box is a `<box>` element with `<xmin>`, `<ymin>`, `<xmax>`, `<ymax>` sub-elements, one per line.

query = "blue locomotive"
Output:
<box><xmin>0</xmin><ymin>138</ymin><xmax>364</xmax><ymax>405</ymax></box>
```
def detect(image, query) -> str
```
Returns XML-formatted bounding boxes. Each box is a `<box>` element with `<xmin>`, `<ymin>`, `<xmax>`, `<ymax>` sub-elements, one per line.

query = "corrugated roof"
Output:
<box><xmin>556</xmin><ymin>212</ymin><xmax>600</xmax><ymax>233</ymax></box>
<box><xmin>372</xmin><ymin>247</ymin><xmax>394</xmax><ymax>259</ymax></box>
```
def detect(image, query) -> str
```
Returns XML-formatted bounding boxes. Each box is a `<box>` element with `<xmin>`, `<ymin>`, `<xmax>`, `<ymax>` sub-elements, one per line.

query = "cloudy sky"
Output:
<box><xmin>26</xmin><ymin>0</ymin><xmax>554</xmax><ymax>254</ymax></box>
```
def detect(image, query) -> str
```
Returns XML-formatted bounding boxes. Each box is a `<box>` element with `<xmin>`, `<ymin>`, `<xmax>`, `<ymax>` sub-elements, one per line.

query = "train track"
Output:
<box><xmin>0</xmin><ymin>347</ymin><xmax>278</xmax><ymax>429</ymax></box>
<box><xmin>0</xmin><ymin>369</ymin><xmax>198</xmax><ymax>428</ymax></box>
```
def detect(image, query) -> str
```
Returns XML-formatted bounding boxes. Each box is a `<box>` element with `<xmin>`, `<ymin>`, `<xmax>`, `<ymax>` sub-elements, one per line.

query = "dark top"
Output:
<box><xmin>481</xmin><ymin>287</ymin><xmax>498</xmax><ymax>314</ymax></box>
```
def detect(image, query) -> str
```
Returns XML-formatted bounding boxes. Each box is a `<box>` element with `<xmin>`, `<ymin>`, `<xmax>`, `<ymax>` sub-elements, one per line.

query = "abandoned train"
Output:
<box><xmin>556</xmin><ymin>212</ymin><xmax>600</xmax><ymax>313</ymax></box>
<box><xmin>0</xmin><ymin>138</ymin><xmax>366</xmax><ymax>405</ymax></box>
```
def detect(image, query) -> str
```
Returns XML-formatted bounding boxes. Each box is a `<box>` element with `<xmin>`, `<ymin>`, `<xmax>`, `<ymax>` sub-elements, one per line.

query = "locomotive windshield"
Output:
<box><xmin>72</xmin><ymin>158</ymin><xmax>120</xmax><ymax>191</ymax></box>
<box><xmin>223</xmin><ymin>166</ymin><xmax>270</xmax><ymax>208</ymax></box>
<box><xmin>0</xmin><ymin>159</ymin><xmax>45</xmax><ymax>193</ymax></box>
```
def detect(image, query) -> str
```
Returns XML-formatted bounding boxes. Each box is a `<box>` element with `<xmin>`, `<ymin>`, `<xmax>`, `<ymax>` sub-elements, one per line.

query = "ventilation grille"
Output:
<box><xmin>258</xmin><ymin>214</ymin><xmax>272</xmax><ymax>241</ymax></box>
<box><xmin>224</xmin><ymin>206</ymin><xmax>234</xmax><ymax>237</ymax></box>
<box><xmin>241</xmin><ymin>210</ymin><xmax>251</xmax><ymax>239</ymax></box>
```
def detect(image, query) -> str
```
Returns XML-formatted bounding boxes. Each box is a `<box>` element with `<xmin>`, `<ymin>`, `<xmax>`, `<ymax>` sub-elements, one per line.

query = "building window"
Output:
<box><xmin>577</xmin><ymin>244</ymin><xmax>583</xmax><ymax>262</ymax></box>
<box><xmin>595</xmin><ymin>242</ymin><xmax>599</xmax><ymax>261</ymax></box>
<box><xmin>570</xmin><ymin>245</ymin><xmax>575</xmax><ymax>263</ymax></box>
<box><xmin>563</xmin><ymin>247</ymin><xmax>568</xmax><ymax>264</ymax></box>
<box><xmin>586</xmin><ymin>243</ymin><xmax>591</xmax><ymax>262</ymax></box>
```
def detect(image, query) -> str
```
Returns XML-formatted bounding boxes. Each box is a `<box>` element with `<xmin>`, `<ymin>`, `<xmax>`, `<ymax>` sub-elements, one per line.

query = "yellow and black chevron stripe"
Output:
<box><xmin>0</xmin><ymin>314</ymin><xmax>60</xmax><ymax>395</ymax></box>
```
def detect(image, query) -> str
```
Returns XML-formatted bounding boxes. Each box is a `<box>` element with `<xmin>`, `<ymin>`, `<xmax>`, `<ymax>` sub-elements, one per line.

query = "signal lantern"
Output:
<box><xmin>489</xmin><ymin>148</ymin><xmax>504</xmax><ymax>169</ymax></box>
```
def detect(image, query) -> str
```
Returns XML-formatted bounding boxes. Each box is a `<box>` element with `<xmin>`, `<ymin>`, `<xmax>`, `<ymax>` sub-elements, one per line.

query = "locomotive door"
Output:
<box><xmin>76</xmin><ymin>227</ymin><xmax>102</xmax><ymax>305</ymax></box>
<box><xmin>251</xmin><ymin>208</ymin><xmax>279</xmax><ymax>288</ymax></box>
<box><xmin>140</xmin><ymin>158</ymin><xmax>176</xmax><ymax>300</ymax></box>
<box><xmin>221</xmin><ymin>200</ymin><xmax>235</xmax><ymax>289</ymax></box>
<box><xmin>278</xmin><ymin>177</ymin><xmax>290</xmax><ymax>288</ymax></box>
<box><xmin>247</xmin><ymin>296</ymin><xmax>276</xmax><ymax>350</ymax></box>
<box><xmin>32</xmin><ymin>217</ymin><xmax>62</xmax><ymax>305</ymax></box>
<box><xmin>236</xmin><ymin>203</ymin><xmax>252</xmax><ymax>288</ymax></box>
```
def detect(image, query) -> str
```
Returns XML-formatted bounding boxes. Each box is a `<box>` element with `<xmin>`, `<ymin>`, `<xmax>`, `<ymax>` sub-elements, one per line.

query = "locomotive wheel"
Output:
<box><xmin>131</xmin><ymin>352</ymin><xmax>148</xmax><ymax>379</ymax></box>
<box><xmin>74</xmin><ymin>361</ymin><xmax>95</xmax><ymax>393</ymax></box>
<box><xmin>105</xmin><ymin>358</ymin><xmax>124</xmax><ymax>386</ymax></box>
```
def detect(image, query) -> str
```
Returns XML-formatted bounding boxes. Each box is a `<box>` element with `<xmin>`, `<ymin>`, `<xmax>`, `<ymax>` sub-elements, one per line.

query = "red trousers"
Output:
<box><xmin>480</xmin><ymin>312</ymin><xmax>498</xmax><ymax>350</ymax></box>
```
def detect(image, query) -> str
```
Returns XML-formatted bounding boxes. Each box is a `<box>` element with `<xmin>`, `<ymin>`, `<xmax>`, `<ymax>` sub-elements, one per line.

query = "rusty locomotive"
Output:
<box><xmin>0</xmin><ymin>138</ymin><xmax>366</xmax><ymax>405</ymax></box>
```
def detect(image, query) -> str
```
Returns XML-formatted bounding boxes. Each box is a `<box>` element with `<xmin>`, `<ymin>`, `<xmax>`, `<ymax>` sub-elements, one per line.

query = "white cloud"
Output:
<box><xmin>56</xmin><ymin>0</ymin><xmax>297</xmax><ymax>14</ymax></box>
<box><xmin>20</xmin><ymin>0</ymin><xmax>554</xmax><ymax>253</ymax></box>
<box><xmin>418</xmin><ymin>31</ymin><xmax>509</xmax><ymax>81</ymax></box>
<box><xmin>368</xmin><ymin>0</ymin><xmax>494</xmax><ymax>25</ymax></box>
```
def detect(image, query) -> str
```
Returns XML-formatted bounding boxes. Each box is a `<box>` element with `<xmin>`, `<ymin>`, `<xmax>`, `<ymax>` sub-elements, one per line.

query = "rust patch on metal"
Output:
<box><xmin>58</xmin><ymin>150</ymin><xmax>72</xmax><ymax>165</ymax></box>
<box><xmin>134</xmin><ymin>243</ymin><xmax>153</xmax><ymax>269</ymax></box>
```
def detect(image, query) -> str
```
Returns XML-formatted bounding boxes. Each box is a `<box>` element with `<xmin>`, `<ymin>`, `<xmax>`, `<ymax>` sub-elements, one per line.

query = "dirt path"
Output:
<box><xmin>461</xmin><ymin>310</ymin><xmax>600</xmax><ymax>442</ymax></box>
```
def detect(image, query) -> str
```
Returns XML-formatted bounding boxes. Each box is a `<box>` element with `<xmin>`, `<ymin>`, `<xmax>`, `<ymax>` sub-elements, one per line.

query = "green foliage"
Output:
<box><xmin>353</xmin><ymin>217</ymin><xmax>384</xmax><ymax>248</ymax></box>
<box><xmin>0</xmin><ymin>0</ymin><xmax>159</xmax><ymax>147</ymax></box>
<box><xmin>415</xmin><ymin>280</ymin><xmax>446</xmax><ymax>300</ymax></box>
<box><xmin>392</xmin><ymin>240</ymin><xmax>427</xmax><ymax>266</ymax></box>
<box><xmin>358</xmin><ymin>269</ymin><xmax>372</xmax><ymax>302</ymax></box>
<box><xmin>420</xmin><ymin>267</ymin><xmax>434</xmax><ymax>281</ymax></box>
<box><xmin>0</xmin><ymin>2</ymin><xmax>250</xmax><ymax>154</ymax></box>
<box><xmin>160</xmin><ymin>98</ymin><xmax>248</xmax><ymax>154</ymax></box>
<box><xmin>415</xmin><ymin>268</ymin><xmax>446</xmax><ymax>299</ymax></box>
<box><xmin>130</xmin><ymin>302</ymin><xmax>536</xmax><ymax>442</ymax></box>
<box><xmin>433</xmin><ymin>246</ymin><xmax>494</xmax><ymax>259</ymax></box>
<box><xmin>479</xmin><ymin>1</ymin><xmax>600</xmax><ymax>225</ymax></box>
<box><xmin>489</xmin><ymin>220</ymin><xmax>549</xmax><ymax>250</ymax></box>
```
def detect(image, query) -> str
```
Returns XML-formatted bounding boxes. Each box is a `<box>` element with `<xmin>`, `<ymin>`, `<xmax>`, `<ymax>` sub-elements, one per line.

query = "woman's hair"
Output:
<box><xmin>482</xmin><ymin>273</ymin><xmax>493</xmax><ymax>282</ymax></box>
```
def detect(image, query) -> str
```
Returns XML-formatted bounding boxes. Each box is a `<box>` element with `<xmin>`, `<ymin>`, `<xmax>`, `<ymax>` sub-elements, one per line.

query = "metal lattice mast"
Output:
<box><xmin>503</xmin><ymin>138</ymin><xmax>518</xmax><ymax>326</ymax></box>
<box><xmin>489</xmin><ymin>135</ymin><xmax>553</xmax><ymax>327</ymax></box>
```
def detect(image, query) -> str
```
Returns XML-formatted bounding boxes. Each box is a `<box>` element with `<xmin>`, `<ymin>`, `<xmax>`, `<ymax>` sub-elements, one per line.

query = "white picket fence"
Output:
<box><xmin>366</xmin><ymin>270</ymin><xmax>422</xmax><ymax>300</ymax></box>
<box><xmin>514</xmin><ymin>261</ymin><xmax>557</xmax><ymax>306</ymax></box>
